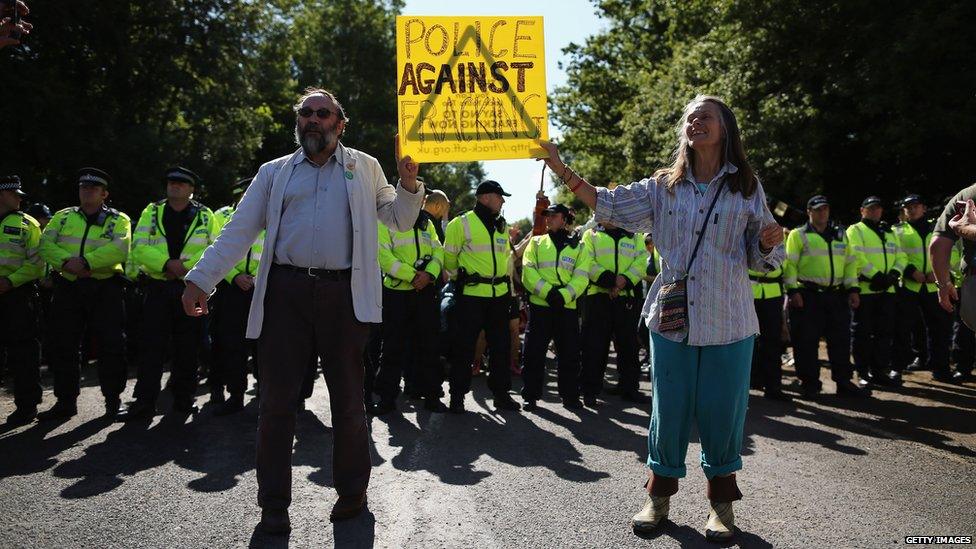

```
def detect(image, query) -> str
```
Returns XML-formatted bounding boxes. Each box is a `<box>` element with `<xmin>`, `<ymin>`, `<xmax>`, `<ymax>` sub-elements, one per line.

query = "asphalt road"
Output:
<box><xmin>1</xmin><ymin>358</ymin><xmax>974</xmax><ymax>548</ymax></box>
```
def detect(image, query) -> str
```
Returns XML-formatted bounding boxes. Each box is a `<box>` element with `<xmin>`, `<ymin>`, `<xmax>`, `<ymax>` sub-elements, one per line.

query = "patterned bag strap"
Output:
<box><xmin>685</xmin><ymin>180</ymin><xmax>725</xmax><ymax>274</ymax></box>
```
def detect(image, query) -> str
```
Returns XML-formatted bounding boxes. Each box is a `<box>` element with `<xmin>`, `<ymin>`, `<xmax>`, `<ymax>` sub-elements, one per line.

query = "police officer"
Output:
<box><xmin>748</xmin><ymin>260</ymin><xmax>788</xmax><ymax>401</ymax></box>
<box><xmin>443</xmin><ymin>180</ymin><xmax>520</xmax><ymax>413</ymax></box>
<box><xmin>847</xmin><ymin>196</ymin><xmax>905</xmax><ymax>388</ymax></box>
<box><xmin>892</xmin><ymin>194</ymin><xmax>954</xmax><ymax>382</ymax></box>
<box><xmin>373</xmin><ymin>192</ymin><xmax>447</xmax><ymax>415</ymax></box>
<box><xmin>25</xmin><ymin>202</ymin><xmax>55</xmax><ymax>370</ymax></box>
<box><xmin>520</xmin><ymin>203</ymin><xmax>590</xmax><ymax>410</ymax></box>
<box><xmin>580</xmin><ymin>220</ymin><xmax>647</xmax><ymax>406</ymax></box>
<box><xmin>784</xmin><ymin>195</ymin><xmax>865</xmax><ymax>398</ymax></box>
<box><xmin>209</xmin><ymin>177</ymin><xmax>263</xmax><ymax>415</ymax></box>
<box><xmin>37</xmin><ymin>168</ymin><xmax>131</xmax><ymax>420</ymax></box>
<box><xmin>120</xmin><ymin>167</ymin><xmax>218</xmax><ymax>419</ymax></box>
<box><xmin>0</xmin><ymin>175</ymin><xmax>43</xmax><ymax>425</ymax></box>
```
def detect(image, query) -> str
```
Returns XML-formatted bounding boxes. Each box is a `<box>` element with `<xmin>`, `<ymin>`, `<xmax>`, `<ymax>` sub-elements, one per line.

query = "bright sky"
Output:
<box><xmin>400</xmin><ymin>0</ymin><xmax>606</xmax><ymax>221</ymax></box>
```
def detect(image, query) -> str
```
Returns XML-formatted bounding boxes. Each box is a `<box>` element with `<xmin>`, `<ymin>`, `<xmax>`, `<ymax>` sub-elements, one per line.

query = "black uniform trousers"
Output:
<box><xmin>893</xmin><ymin>288</ymin><xmax>952</xmax><ymax>375</ymax></box>
<box><xmin>0</xmin><ymin>285</ymin><xmax>41</xmax><ymax>409</ymax></box>
<box><xmin>133</xmin><ymin>279</ymin><xmax>206</xmax><ymax>405</ymax></box>
<box><xmin>752</xmin><ymin>296</ymin><xmax>784</xmax><ymax>392</ymax></box>
<box><xmin>790</xmin><ymin>289</ymin><xmax>853</xmax><ymax>388</ymax></box>
<box><xmin>49</xmin><ymin>276</ymin><xmax>127</xmax><ymax>402</ymax></box>
<box><xmin>375</xmin><ymin>286</ymin><xmax>441</xmax><ymax>401</ymax></box>
<box><xmin>211</xmin><ymin>280</ymin><xmax>254</xmax><ymax>397</ymax></box>
<box><xmin>851</xmin><ymin>292</ymin><xmax>895</xmax><ymax>379</ymax></box>
<box><xmin>950</xmin><ymin>284</ymin><xmax>975</xmax><ymax>375</ymax></box>
<box><xmin>449</xmin><ymin>293</ymin><xmax>512</xmax><ymax>399</ymax></box>
<box><xmin>521</xmin><ymin>303</ymin><xmax>581</xmax><ymax>402</ymax></box>
<box><xmin>892</xmin><ymin>288</ymin><xmax>926</xmax><ymax>369</ymax></box>
<box><xmin>581</xmin><ymin>293</ymin><xmax>641</xmax><ymax>397</ymax></box>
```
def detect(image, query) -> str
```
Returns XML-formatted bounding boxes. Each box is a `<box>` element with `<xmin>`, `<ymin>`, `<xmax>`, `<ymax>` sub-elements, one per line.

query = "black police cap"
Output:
<box><xmin>475</xmin><ymin>180</ymin><xmax>511</xmax><ymax>197</ymax></box>
<box><xmin>164</xmin><ymin>166</ymin><xmax>199</xmax><ymax>186</ymax></box>
<box><xmin>861</xmin><ymin>196</ymin><xmax>882</xmax><ymax>208</ymax></box>
<box><xmin>543</xmin><ymin>203</ymin><xmax>571</xmax><ymax>217</ymax></box>
<box><xmin>544</xmin><ymin>203</ymin><xmax>575</xmax><ymax>223</ymax></box>
<box><xmin>807</xmin><ymin>195</ymin><xmax>829</xmax><ymax>209</ymax></box>
<box><xmin>0</xmin><ymin>175</ymin><xmax>26</xmax><ymax>196</ymax></box>
<box><xmin>77</xmin><ymin>167</ymin><xmax>111</xmax><ymax>187</ymax></box>
<box><xmin>26</xmin><ymin>202</ymin><xmax>52</xmax><ymax>219</ymax></box>
<box><xmin>900</xmin><ymin>194</ymin><xmax>923</xmax><ymax>207</ymax></box>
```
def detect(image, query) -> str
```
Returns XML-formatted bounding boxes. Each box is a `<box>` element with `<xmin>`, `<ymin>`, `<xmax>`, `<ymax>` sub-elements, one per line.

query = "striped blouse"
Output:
<box><xmin>594</xmin><ymin>163</ymin><xmax>785</xmax><ymax>346</ymax></box>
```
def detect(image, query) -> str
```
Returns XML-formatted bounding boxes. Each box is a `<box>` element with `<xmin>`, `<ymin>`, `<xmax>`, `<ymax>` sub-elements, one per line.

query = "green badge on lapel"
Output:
<box><xmin>344</xmin><ymin>171</ymin><xmax>354</xmax><ymax>180</ymax></box>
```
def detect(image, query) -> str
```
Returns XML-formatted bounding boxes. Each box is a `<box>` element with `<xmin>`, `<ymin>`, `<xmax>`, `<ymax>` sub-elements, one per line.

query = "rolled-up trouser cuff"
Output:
<box><xmin>648</xmin><ymin>472</ymin><xmax>679</xmax><ymax>497</ymax></box>
<box><xmin>701</xmin><ymin>456</ymin><xmax>742</xmax><ymax>480</ymax></box>
<box><xmin>648</xmin><ymin>459</ymin><xmax>687</xmax><ymax>479</ymax></box>
<box><xmin>707</xmin><ymin>473</ymin><xmax>744</xmax><ymax>503</ymax></box>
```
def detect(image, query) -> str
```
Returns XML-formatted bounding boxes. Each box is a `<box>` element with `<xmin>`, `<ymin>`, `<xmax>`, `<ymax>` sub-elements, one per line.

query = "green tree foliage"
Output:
<box><xmin>0</xmin><ymin>0</ymin><xmax>409</xmax><ymax>215</ymax></box>
<box><xmin>552</xmin><ymin>0</ymin><xmax>976</xmax><ymax>224</ymax></box>
<box><xmin>419</xmin><ymin>161</ymin><xmax>485</xmax><ymax>218</ymax></box>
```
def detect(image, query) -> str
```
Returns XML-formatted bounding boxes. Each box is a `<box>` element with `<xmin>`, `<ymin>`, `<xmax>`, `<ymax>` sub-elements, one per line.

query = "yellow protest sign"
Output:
<box><xmin>396</xmin><ymin>15</ymin><xmax>548</xmax><ymax>163</ymax></box>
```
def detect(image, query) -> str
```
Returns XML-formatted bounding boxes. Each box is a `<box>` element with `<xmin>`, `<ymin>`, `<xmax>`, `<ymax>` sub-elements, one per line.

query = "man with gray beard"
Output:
<box><xmin>182</xmin><ymin>87</ymin><xmax>424</xmax><ymax>533</ymax></box>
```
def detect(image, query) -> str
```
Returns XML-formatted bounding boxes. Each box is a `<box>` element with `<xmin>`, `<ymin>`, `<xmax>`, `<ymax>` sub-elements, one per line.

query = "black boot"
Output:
<box><xmin>214</xmin><ymin>394</ymin><xmax>245</xmax><ymax>416</ymax></box>
<box><xmin>423</xmin><ymin>397</ymin><xmax>448</xmax><ymax>413</ymax></box>
<box><xmin>449</xmin><ymin>396</ymin><xmax>466</xmax><ymax>414</ymax></box>
<box><xmin>172</xmin><ymin>398</ymin><xmax>199</xmax><ymax>415</ymax></box>
<box><xmin>37</xmin><ymin>399</ymin><xmax>78</xmax><ymax>421</ymax></box>
<box><xmin>6</xmin><ymin>406</ymin><xmax>37</xmax><ymax>426</ymax></box>
<box><xmin>372</xmin><ymin>398</ymin><xmax>396</xmax><ymax>416</ymax></box>
<box><xmin>104</xmin><ymin>397</ymin><xmax>121</xmax><ymax>419</ymax></box>
<box><xmin>117</xmin><ymin>400</ymin><xmax>156</xmax><ymax>422</ymax></box>
<box><xmin>493</xmin><ymin>393</ymin><xmax>521</xmax><ymax>411</ymax></box>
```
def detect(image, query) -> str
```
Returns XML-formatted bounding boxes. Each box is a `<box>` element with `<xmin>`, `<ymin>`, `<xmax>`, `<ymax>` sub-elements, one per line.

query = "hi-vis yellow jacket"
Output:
<box><xmin>132</xmin><ymin>200</ymin><xmax>217</xmax><ymax>281</ymax></box>
<box><xmin>378</xmin><ymin>217</ymin><xmax>443</xmax><ymax>291</ymax></box>
<box><xmin>522</xmin><ymin>232</ymin><xmax>591</xmax><ymax>309</ymax></box>
<box><xmin>40</xmin><ymin>206</ymin><xmax>130</xmax><ymax>281</ymax></box>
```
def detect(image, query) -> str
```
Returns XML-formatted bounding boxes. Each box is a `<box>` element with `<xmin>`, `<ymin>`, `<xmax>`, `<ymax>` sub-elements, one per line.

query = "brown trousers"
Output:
<box><xmin>255</xmin><ymin>265</ymin><xmax>372</xmax><ymax>511</ymax></box>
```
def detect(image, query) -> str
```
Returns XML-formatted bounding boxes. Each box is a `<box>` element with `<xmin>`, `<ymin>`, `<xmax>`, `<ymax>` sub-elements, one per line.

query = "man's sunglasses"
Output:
<box><xmin>298</xmin><ymin>107</ymin><xmax>339</xmax><ymax>120</ymax></box>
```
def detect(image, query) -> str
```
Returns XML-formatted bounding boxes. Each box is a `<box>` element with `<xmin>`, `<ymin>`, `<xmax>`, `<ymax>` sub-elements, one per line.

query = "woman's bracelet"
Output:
<box><xmin>568</xmin><ymin>171</ymin><xmax>584</xmax><ymax>193</ymax></box>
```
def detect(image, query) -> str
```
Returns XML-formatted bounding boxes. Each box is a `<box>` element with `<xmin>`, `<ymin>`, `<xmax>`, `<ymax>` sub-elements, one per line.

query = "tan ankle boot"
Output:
<box><xmin>704</xmin><ymin>501</ymin><xmax>735</xmax><ymax>541</ymax></box>
<box><xmin>631</xmin><ymin>494</ymin><xmax>669</xmax><ymax>534</ymax></box>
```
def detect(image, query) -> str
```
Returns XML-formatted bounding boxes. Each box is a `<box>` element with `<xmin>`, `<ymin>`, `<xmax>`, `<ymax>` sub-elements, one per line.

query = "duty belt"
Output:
<box><xmin>749</xmin><ymin>274</ymin><xmax>782</xmax><ymax>283</ymax></box>
<box><xmin>464</xmin><ymin>274</ymin><xmax>508</xmax><ymax>286</ymax></box>
<box><xmin>800</xmin><ymin>281</ymin><xmax>844</xmax><ymax>292</ymax></box>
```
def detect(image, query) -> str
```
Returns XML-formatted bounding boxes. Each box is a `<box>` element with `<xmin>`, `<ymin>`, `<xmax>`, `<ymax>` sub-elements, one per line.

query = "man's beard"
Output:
<box><xmin>296</xmin><ymin>123</ymin><xmax>338</xmax><ymax>156</ymax></box>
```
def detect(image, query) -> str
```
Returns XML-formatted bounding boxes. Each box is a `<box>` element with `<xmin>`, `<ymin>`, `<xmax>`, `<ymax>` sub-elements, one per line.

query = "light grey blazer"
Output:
<box><xmin>184</xmin><ymin>145</ymin><xmax>423</xmax><ymax>339</ymax></box>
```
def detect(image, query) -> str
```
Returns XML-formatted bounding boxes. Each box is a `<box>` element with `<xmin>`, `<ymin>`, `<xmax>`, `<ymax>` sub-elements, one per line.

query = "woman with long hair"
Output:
<box><xmin>537</xmin><ymin>95</ymin><xmax>785</xmax><ymax>541</ymax></box>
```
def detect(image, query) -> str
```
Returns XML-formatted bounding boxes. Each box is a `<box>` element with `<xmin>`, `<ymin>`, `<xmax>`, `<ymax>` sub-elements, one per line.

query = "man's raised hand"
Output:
<box><xmin>395</xmin><ymin>134</ymin><xmax>419</xmax><ymax>192</ymax></box>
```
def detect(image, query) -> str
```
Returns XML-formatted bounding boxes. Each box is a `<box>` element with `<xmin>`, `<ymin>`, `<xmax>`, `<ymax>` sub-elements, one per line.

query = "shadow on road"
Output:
<box><xmin>374</xmin><ymin>360</ymin><xmax>647</xmax><ymax>485</ymax></box>
<box><xmin>633</xmin><ymin>519</ymin><xmax>774</xmax><ymax>548</ymax></box>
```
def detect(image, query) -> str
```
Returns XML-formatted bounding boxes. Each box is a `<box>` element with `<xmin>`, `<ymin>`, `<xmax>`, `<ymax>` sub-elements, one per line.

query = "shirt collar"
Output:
<box><xmin>293</xmin><ymin>142</ymin><xmax>344</xmax><ymax>167</ymax></box>
<box><xmin>684</xmin><ymin>161</ymin><xmax>738</xmax><ymax>186</ymax></box>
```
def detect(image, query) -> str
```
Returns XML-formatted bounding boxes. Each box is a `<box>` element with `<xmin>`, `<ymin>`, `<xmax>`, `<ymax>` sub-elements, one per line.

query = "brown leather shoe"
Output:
<box><xmin>258</xmin><ymin>509</ymin><xmax>291</xmax><ymax>535</ymax></box>
<box><xmin>330</xmin><ymin>492</ymin><xmax>368</xmax><ymax>522</ymax></box>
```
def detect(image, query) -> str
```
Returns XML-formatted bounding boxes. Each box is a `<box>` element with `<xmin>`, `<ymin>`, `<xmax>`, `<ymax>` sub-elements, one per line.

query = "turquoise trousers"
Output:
<box><xmin>647</xmin><ymin>332</ymin><xmax>754</xmax><ymax>480</ymax></box>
